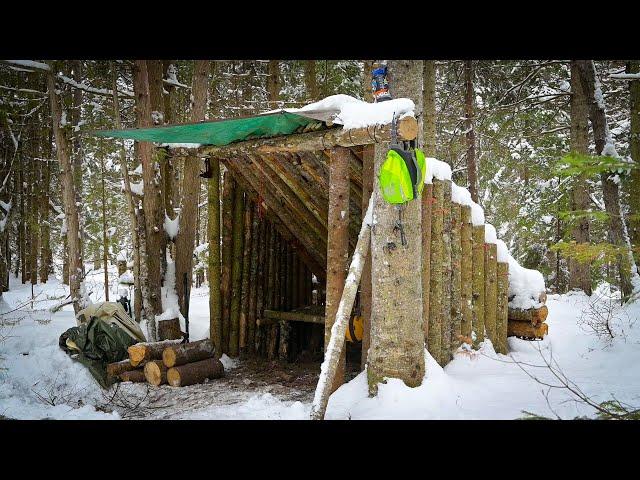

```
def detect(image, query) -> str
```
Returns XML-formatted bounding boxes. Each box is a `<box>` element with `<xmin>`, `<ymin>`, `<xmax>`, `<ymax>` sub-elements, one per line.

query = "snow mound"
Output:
<box><xmin>425</xmin><ymin>157</ymin><xmax>452</xmax><ymax>184</ymax></box>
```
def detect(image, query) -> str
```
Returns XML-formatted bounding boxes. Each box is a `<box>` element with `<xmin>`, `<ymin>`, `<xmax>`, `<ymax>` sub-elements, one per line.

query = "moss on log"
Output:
<box><xmin>450</xmin><ymin>203</ymin><xmax>462</xmax><ymax>353</ymax></box>
<box><xmin>460</xmin><ymin>205</ymin><xmax>473</xmax><ymax>339</ymax></box>
<box><xmin>484</xmin><ymin>242</ymin><xmax>498</xmax><ymax>347</ymax></box>
<box><xmin>428</xmin><ymin>180</ymin><xmax>444</xmax><ymax>364</ymax></box>
<box><xmin>496</xmin><ymin>261</ymin><xmax>509</xmax><ymax>354</ymax></box>
<box><xmin>472</xmin><ymin>225</ymin><xmax>485</xmax><ymax>345</ymax></box>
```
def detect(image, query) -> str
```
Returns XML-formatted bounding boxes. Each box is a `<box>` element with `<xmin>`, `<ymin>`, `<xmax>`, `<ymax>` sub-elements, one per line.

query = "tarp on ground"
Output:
<box><xmin>90</xmin><ymin>110</ymin><xmax>337</xmax><ymax>146</ymax></box>
<box><xmin>59</xmin><ymin>302</ymin><xmax>146</xmax><ymax>388</ymax></box>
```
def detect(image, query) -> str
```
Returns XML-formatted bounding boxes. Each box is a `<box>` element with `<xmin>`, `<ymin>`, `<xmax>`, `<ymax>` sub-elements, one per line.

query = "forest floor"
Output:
<box><xmin>1</xmin><ymin>265</ymin><xmax>640</xmax><ymax>419</ymax></box>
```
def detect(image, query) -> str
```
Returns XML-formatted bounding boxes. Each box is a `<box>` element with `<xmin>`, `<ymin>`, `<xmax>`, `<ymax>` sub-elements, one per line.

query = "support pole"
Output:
<box><xmin>484</xmin><ymin>242</ymin><xmax>498</xmax><ymax>347</ymax></box>
<box><xmin>472</xmin><ymin>225</ymin><xmax>486</xmax><ymax>345</ymax></box>
<box><xmin>325</xmin><ymin>146</ymin><xmax>350</xmax><ymax>391</ymax></box>
<box><xmin>460</xmin><ymin>206</ymin><xmax>473</xmax><ymax>340</ymax></box>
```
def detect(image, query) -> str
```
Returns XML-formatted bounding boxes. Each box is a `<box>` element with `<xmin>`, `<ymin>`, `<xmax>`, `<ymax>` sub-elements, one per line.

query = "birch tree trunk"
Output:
<box><xmin>47</xmin><ymin>68</ymin><xmax>85</xmax><ymax>314</ymax></box>
<box><xmin>368</xmin><ymin>60</ymin><xmax>425</xmax><ymax>395</ymax></box>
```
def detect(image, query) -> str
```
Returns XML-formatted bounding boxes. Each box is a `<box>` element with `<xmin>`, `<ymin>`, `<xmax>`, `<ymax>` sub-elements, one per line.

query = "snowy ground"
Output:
<box><xmin>1</xmin><ymin>266</ymin><xmax>639</xmax><ymax>419</ymax></box>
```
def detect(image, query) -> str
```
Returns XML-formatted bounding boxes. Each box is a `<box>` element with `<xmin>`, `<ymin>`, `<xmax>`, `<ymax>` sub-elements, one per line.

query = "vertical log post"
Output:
<box><xmin>229</xmin><ymin>185</ymin><xmax>244</xmax><ymax>357</ymax></box>
<box><xmin>239</xmin><ymin>197</ymin><xmax>253</xmax><ymax>356</ymax></box>
<box><xmin>472</xmin><ymin>225</ymin><xmax>486</xmax><ymax>345</ymax></box>
<box><xmin>220</xmin><ymin>170</ymin><xmax>235</xmax><ymax>354</ymax></box>
<box><xmin>484</xmin><ymin>242</ymin><xmax>498</xmax><ymax>347</ymax></box>
<box><xmin>428</xmin><ymin>179</ymin><xmax>444</xmax><ymax>364</ymax></box>
<box><xmin>325</xmin><ymin>146</ymin><xmax>350</xmax><ymax>391</ymax></box>
<box><xmin>360</xmin><ymin>144</ymin><xmax>374</xmax><ymax>370</ymax></box>
<box><xmin>422</xmin><ymin>182</ymin><xmax>433</xmax><ymax>345</ymax></box>
<box><xmin>247</xmin><ymin>202</ymin><xmax>260</xmax><ymax>356</ymax></box>
<box><xmin>496</xmin><ymin>261</ymin><xmax>509</xmax><ymax>354</ymax></box>
<box><xmin>440</xmin><ymin>180</ymin><xmax>453</xmax><ymax>365</ymax></box>
<box><xmin>450</xmin><ymin>203</ymin><xmax>462</xmax><ymax>354</ymax></box>
<box><xmin>460</xmin><ymin>205</ymin><xmax>473</xmax><ymax>340</ymax></box>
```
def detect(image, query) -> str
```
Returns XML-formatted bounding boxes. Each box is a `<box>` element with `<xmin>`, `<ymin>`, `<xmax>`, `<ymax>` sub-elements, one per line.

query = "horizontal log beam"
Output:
<box><xmin>258</xmin><ymin>309</ymin><xmax>326</xmax><ymax>325</ymax></box>
<box><xmin>167</xmin><ymin>116</ymin><xmax>418</xmax><ymax>157</ymax></box>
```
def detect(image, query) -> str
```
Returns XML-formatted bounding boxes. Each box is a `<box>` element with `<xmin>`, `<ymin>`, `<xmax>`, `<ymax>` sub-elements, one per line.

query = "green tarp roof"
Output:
<box><xmin>92</xmin><ymin>110</ymin><xmax>333</xmax><ymax>146</ymax></box>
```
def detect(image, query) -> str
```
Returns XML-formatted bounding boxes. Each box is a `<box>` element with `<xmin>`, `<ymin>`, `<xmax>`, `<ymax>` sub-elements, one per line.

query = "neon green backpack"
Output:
<box><xmin>379</xmin><ymin>143</ymin><xmax>427</xmax><ymax>204</ymax></box>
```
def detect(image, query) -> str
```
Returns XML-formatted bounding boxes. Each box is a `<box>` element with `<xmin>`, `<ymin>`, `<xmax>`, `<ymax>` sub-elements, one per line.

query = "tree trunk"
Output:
<box><xmin>111</xmin><ymin>62</ymin><xmax>142</xmax><ymax>321</ymax></box>
<box><xmin>568</xmin><ymin>61</ymin><xmax>592</xmax><ymax>295</ymax></box>
<box><xmin>325</xmin><ymin>146</ymin><xmax>350</xmax><ymax>391</ymax></box>
<box><xmin>207</xmin><ymin>158</ymin><xmax>222</xmax><ymax>356</ymax></box>
<box><xmin>267</xmin><ymin>60</ymin><xmax>280</xmax><ymax>107</ymax></box>
<box><xmin>175</xmin><ymin>60</ymin><xmax>210</xmax><ymax>318</ymax></box>
<box><xmin>576</xmin><ymin>60</ymin><xmax>640</xmax><ymax>298</ymax></box>
<box><xmin>99</xmin><ymin>146</ymin><xmax>110</xmax><ymax>301</ymax></box>
<box><xmin>628</xmin><ymin>61</ymin><xmax>640</xmax><ymax>269</ymax></box>
<box><xmin>47</xmin><ymin>68</ymin><xmax>85</xmax><ymax>314</ymax></box>
<box><xmin>441</xmin><ymin>180</ymin><xmax>452</xmax><ymax>365</ymax></box>
<box><xmin>157</xmin><ymin>318</ymin><xmax>182</xmax><ymax>340</ymax></box>
<box><xmin>304</xmin><ymin>61</ymin><xmax>318</xmax><ymax>102</ymax></box>
<box><xmin>132</xmin><ymin>60</ymin><xmax>164</xmax><ymax>339</ymax></box>
<box><xmin>464</xmin><ymin>60</ymin><xmax>478</xmax><ymax>203</ymax></box>
<box><xmin>423</xmin><ymin>60</ymin><xmax>437</xmax><ymax>157</ymax></box>
<box><xmin>39</xmin><ymin>141</ymin><xmax>51</xmax><ymax>283</ymax></box>
<box><xmin>367</xmin><ymin>58</ymin><xmax>424</xmax><ymax>395</ymax></box>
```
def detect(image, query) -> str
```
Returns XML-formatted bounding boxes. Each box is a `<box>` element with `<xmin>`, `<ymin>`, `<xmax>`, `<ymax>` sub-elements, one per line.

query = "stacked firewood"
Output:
<box><xmin>106</xmin><ymin>339</ymin><xmax>224</xmax><ymax>387</ymax></box>
<box><xmin>507</xmin><ymin>292</ymin><xmax>549</xmax><ymax>340</ymax></box>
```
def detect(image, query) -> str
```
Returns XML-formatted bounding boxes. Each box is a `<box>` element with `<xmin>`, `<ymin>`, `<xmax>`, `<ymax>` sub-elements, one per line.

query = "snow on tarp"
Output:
<box><xmin>426</xmin><ymin>156</ymin><xmax>545</xmax><ymax>308</ymax></box>
<box><xmin>274</xmin><ymin>94</ymin><xmax>415</xmax><ymax>130</ymax></box>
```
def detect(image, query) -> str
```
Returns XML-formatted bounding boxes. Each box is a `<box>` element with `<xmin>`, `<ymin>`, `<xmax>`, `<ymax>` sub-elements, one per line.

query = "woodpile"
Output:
<box><xmin>507</xmin><ymin>299</ymin><xmax>549</xmax><ymax>340</ymax></box>
<box><xmin>108</xmin><ymin>338</ymin><xmax>224</xmax><ymax>388</ymax></box>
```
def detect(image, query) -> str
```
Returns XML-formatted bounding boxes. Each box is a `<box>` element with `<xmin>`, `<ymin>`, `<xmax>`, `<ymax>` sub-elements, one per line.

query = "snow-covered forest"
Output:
<box><xmin>0</xmin><ymin>59</ymin><xmax>639</xmax><ymax>420</ymax></box>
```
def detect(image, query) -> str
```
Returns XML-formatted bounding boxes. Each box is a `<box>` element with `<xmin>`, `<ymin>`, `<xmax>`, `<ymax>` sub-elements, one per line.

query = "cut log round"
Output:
<box><xmin>128</xmin><ymin>340</ymin><xmax>181</xmax><ymax>367</ymax></box>
<box><xmin>162</xmin><ymin>339</ymin><xmax>216</xmax><ymax>368</ymax></box>
<box><xmin>508</xmin><ymin>305</ymin><xmax>549</xmax><ymax>325</ymax></box>
<box><xmin>119</xmin><ymin>369</ymin><xmax>146</xmax><ymax>383</ymax></box>
<box><xmin>144</xmin><ymin>360</ymin><xmax>168</xmax><ymax>386</ymax></box>
<box><xmin>157</xmin><ymin>318</ymin><xmax>182</xmax><ymax>341</ymax></box>
<box><xmin>167</xmin><ymin>357</ymin><xmax>225</xmax><ymax>387</ymax></box>
<box><xmin>507</xmin><ymin>321</ymin><xmax>548</xmax><ymax>339</ymax></box>
<box><xmin>106</xmin><ymin>359</ymin><xmax>136</xmax><ymax>379</ymax></box>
